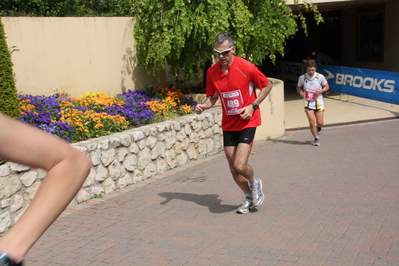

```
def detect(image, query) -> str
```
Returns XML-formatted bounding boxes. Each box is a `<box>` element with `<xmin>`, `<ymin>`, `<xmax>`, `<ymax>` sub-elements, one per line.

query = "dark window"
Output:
<box><xmin>319</xmin><ymin>10</ymin><xmax>342</xmax><ymax>61</ymax></box>
<box><xmin>357</xmin><ymin>4</ymin><xmax>384</xmax><ymax>61</ymax></box>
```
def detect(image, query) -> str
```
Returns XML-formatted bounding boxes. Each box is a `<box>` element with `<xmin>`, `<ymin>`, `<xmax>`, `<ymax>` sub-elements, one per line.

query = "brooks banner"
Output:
<box><xmin>318</xmin><ymin>65</ymin><xmax>399</xmax><ymax>104</ymax></box>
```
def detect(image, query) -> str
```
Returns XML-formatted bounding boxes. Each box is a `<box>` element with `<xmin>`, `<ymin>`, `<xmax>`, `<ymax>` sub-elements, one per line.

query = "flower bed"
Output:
<box><xmin>18</xmin><ymin>87</ymin><xmax>198</xmax><ymax>143</ymax></box>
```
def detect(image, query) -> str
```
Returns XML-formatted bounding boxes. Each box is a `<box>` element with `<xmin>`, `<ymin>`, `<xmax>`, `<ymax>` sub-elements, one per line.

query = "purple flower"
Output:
<box><xmin>17</xmin><ymin>87</ymin><xmax>196</xmax><ymax>143</ymax></box>
<box><xmin>180</xmin><ymin>95</ymin><xmax>198</xmax><ymax>107</ymax></box>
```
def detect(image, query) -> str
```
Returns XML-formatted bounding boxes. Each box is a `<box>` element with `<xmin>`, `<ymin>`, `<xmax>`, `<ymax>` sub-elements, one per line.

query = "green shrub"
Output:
<box><xmin>0</xmin><ymin>18</ymin><xmax>19</xmax><ymax>119</ymax></box>
<box><xmin>0</xmin><ymin>0</ymin><xmax>134</xmax><ymax>17</ymax></box>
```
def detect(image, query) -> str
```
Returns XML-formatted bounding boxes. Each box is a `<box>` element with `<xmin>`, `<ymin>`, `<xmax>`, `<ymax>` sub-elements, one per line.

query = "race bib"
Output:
<box><xmin>220</xmin><ymin>90</ymin><xmax>244</xmax><ymax>115</ymax></box>
<box><xmin>305</xmin><ymin>89</ymin><xmax>317</xmax><ymax>101</ymax></box>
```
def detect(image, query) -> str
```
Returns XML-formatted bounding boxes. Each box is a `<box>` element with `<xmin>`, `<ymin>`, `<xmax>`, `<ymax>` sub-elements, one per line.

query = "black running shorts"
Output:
<box><xmin>223</xmin><ymin>127</ymin><xmax>257</xmax><ymax>146</ymax></box>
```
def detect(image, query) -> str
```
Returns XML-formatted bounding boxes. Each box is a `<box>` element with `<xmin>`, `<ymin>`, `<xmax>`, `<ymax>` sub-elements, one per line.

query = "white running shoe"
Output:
<box><xmin>250</xmin><ymin>178</ymin><xmax>264</xmax><ymax>208</ymax></box>
<box><xmin>236</xmin><ymin>197</ymin><xmax>252</xmax><ymax>214</ymax></box>
<box><xmin>312</xmin><ymin>138</ymin><xmax>320</xmax><ymax>146</ymax></box>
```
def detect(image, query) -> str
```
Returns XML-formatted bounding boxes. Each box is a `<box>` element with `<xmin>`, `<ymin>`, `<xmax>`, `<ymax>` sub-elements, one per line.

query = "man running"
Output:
<box><xmin>296</xmin><ymin>59</ymin><xmax>329</xmax><ymax>146</ymax></box>
<box><xmin>196</xmin><ymin>32</ymin><xmax>273</xmax><ymax>214</ymax></box>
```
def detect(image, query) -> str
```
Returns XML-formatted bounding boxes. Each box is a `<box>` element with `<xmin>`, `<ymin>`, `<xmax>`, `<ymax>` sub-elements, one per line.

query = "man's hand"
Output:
<box><xmin>239</xmin><ymin>105</ymin><xmax>254</xmax><ymax>120</ymax></box>
<box><xmin>195</xmin><ymin>96</ymin><xmax>218</xmax><ymax>114</ymax></box>
<box><xmin>195</xmin><ymin>103</ymin><xmax>206</xmax><ymax>114</ymax></box>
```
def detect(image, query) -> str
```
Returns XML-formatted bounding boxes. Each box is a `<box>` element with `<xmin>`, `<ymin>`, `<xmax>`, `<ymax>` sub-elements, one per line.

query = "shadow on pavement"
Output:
<box><xmin>271</xmin><ymin>139</ymin><xmax>312</xmax><ymax>145</ymax></box>
<box><xmin>159</xmin><ymin>192</ymin><xmax>238</xmax><ymax>213</ymax></box>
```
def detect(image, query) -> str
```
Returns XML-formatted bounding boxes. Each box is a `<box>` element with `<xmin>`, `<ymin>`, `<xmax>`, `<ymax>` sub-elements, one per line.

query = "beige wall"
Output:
<box><xmin>256</xmin><ymin>78</ymin><xmax>285</xmax><ymax>141</ymax></box>
<box><xmin>2</xmin><ymin>17</ymin><xmax>169</xmax><ymax>97</ymax></box>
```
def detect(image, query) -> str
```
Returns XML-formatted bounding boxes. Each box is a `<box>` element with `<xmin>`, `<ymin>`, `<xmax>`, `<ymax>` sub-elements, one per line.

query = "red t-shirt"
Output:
<box><xmin>206</xmin><ymin>56</ymin><xmax>270</xmax><ymax>131</ymax></box>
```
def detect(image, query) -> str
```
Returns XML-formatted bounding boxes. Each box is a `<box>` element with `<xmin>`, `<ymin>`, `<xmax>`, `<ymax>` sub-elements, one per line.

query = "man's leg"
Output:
<box><xmin>315</xmin><ymin>111</ymin><xmax>324</xmax><ymax>131</ymax></box>
<box><xmin>305</xmin><ymin>110</ymin><xmax>318</xmax><ymax>138</ymax></box>
<box><xmin>225</xmin><ymin>144</ymin><xmax>259</xmax><ymax>213</ymax></box>
<box><xmin>223</xmin><ymin>128</ymin><xmax>263</xmax><ymax>212</ymax></box>
<box><xmin>224</xmin><ymin>143</ymin><xmax>254</xmax><ymax>194</ymax></box>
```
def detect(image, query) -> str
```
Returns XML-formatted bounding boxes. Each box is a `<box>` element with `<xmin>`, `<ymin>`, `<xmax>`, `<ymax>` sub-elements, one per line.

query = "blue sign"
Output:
<box><xmin>318</xmin><ymin>65</ymin><xmax>399</xmax><ymax>104</ymax></box>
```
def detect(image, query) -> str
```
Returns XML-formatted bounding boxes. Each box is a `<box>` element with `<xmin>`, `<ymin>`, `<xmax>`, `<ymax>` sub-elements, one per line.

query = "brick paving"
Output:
<box><xmin>26</xmin><ymin>119</ymin><xmax>399</xmax><ymax>266</ymax></box>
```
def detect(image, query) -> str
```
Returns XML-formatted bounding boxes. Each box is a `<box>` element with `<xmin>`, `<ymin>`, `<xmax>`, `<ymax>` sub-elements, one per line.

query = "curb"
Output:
<box><xmin>286</xmin><ymin>116</ymin><xmax>399</xmax><ymax>132</ymax></box>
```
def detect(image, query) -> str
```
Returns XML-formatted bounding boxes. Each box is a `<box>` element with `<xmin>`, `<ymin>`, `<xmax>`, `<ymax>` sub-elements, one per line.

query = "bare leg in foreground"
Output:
<box><xmin>0</xmin><ymin>113</ymin><xmax>91</xmax><ymax>264</ymax></box>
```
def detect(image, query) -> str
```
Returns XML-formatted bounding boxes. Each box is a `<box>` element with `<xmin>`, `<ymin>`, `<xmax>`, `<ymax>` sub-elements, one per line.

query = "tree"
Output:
<box><xmin>131</xmin><ymin>0</ymin><xmax>323</xmax><ymax>81</ymax></box>
<box><xmin>0</xmin><ymin>18</ymin><xmax>19</xmax><ymax>119</ymax></box>
<box><xmin>0</xmin><ymin>0</ymin><xmax>134</xmax><ymax>16</ymax></box>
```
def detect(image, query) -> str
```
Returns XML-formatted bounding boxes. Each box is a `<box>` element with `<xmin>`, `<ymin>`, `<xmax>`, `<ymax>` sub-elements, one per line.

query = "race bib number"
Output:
<box><xmin>220</xmin><ymin>90</ymin><xmax>244</xmax><ymax>115</ymax></box>
<box><xmin>305</xmin><ymin>88</ymin><xmax>317</xmax><ymax>101</ymax></box>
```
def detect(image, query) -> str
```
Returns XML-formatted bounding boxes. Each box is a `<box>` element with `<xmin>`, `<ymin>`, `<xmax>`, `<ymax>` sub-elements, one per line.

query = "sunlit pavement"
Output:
<box><xmin>26</xmin><ymin>88</ymin><xmax>399</xmax><ymax>266</ymax></box>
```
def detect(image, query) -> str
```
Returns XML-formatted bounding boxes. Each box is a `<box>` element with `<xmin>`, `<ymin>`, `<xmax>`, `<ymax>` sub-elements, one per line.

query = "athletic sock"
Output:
<box><xmin>250</xmin><ymin>178</ymin><xmax>258</xmax><ymax>187</ymax></box>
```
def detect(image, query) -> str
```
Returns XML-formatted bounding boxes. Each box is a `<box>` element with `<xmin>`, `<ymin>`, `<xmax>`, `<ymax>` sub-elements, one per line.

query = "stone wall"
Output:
<box><xmin>0</xmin><ymin>108</ymin><xmax>223</xmax><ymax>232</ymax></box>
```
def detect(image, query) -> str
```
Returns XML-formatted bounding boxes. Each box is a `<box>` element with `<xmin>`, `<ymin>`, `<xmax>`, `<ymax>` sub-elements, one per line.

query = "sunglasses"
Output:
<box><xmin>214</xmin><ymin>47</ymin><xmax>233</xmax><ymax>56</ymax></box>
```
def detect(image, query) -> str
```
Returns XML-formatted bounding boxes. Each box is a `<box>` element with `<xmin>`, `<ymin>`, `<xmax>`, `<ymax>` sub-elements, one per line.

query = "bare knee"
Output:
<box><xmin>233</xmin><ymin>161</ymin><xmax>247</xmax><ymax>175</ymax></box>
<box><xmin>308</xmin><ymin>120</ymin><xmax>316</xmax><ymax>127</ymax></box>
<box><xmin>77</xmin><ymin>152</ymin><xmax>91</xmax><ymax>173</ymax></box>
<box><xmin>316</xmin><ymin>117</ymin><xmax>324</xmax><ymax>127</ymax></box>
<box><xmin>69</xmin><ymin>149</ymin><xmax>91</xmax><ymax>179</ymax></box>
<box><xmin>306</xmin><ymin>116</ymin><xmax>316</xmax><ymax>126</ymax></box>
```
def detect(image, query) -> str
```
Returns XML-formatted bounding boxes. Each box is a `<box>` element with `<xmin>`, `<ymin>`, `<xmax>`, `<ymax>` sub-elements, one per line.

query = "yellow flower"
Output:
<box><xmin>180</xmin><ymin>104</ymin><xmax>193</xmax><ymax>114</ymax></box>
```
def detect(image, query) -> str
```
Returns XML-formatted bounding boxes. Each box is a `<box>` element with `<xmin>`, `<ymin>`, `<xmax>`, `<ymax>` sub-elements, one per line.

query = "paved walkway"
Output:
<box><xmin>283</xmin><ymin>84</ymin><xmax>399</xmax><ymax>130</ymax></box>
<box><xmin>26</xmin><ymin>116</ymin><xmax>399</xmax><ymax>265</ymax></box>
<box><xmin>25</xmin><ymin>87</ymin><xmax>399</xmax><ymax>265</ymax></box>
